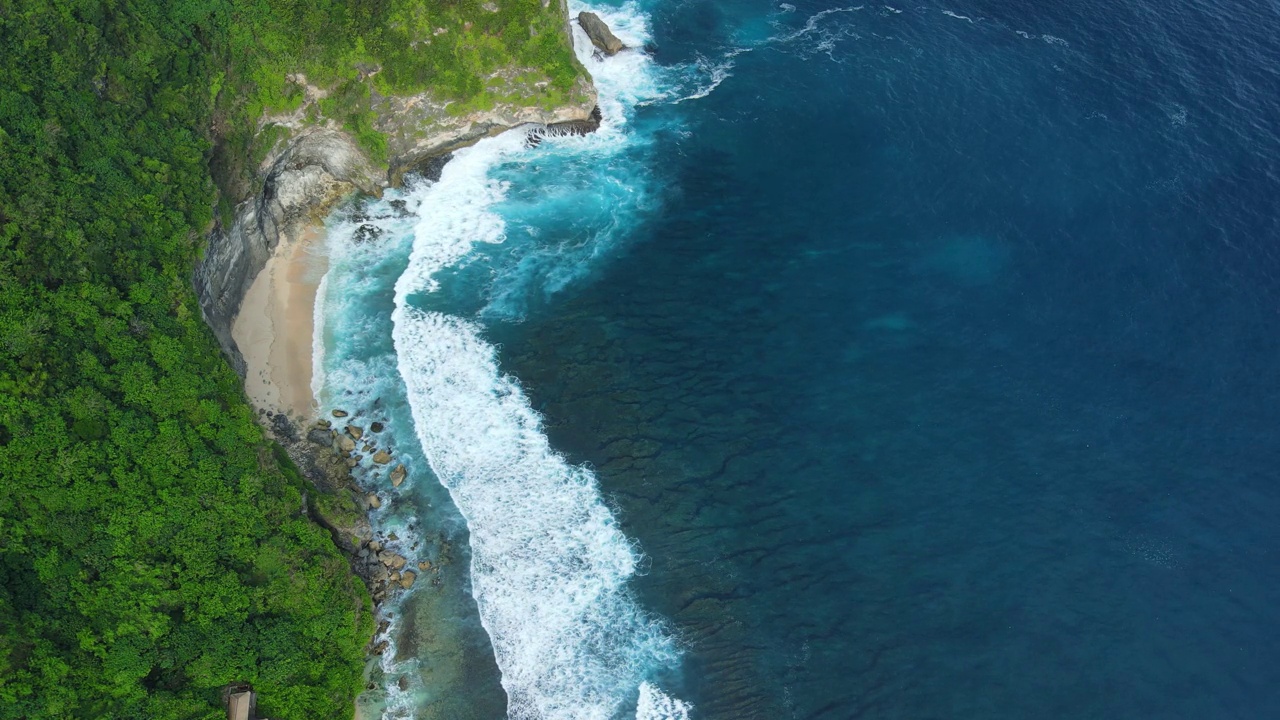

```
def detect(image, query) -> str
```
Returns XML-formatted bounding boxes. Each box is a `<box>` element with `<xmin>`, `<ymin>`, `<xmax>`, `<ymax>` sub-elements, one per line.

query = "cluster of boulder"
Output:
<box><xmin>309</xmin><ymin>410</ymin><xmax>407</xmax><ymax>486</ymax></box>
<box><xmin>305</xmin><ymin>408</ymin><xmax>421</xmax><ymax>605</ymax></box>
<box><xmin>356</xmin><ymin>538</ymin><xmax>437</xmax><ymax>606</ymax></box>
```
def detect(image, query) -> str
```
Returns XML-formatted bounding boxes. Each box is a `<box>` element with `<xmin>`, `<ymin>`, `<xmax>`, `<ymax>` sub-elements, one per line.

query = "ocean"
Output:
<box><xmin>313</xmin><ymin>0</ymin><xmax>1280</xmax><ymax>717</ymax></box>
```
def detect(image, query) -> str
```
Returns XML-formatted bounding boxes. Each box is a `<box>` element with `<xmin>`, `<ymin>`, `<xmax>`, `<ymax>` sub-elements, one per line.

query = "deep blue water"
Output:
<box><xmin>318</xmin><ymin>0</ymin><xmax>1280</xmax><ymax>717</ymax></box>
<box><xmin>493</xmin><ymin>0</ymin><xmax>1280</xmax><ymax>716</ymax></box>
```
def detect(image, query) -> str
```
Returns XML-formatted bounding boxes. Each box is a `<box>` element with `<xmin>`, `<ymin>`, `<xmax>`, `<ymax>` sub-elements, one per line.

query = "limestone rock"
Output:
<box><xmin>372</xmin><ymin>450</ymin><xmax>392</xmax><ymax>465</ymax></box>
<box><xmin>346</xmin><ymin>425</ymin><xmax>364</xmax><ymax>440</ymax></box>
<box><xmin>390</xmin><ymin>554</ymin><xmax>407</xmax><ymax>570</ymax></box>
<box><xmin>578</xmin><ymin>12</ymin><xmax>624</xmax><ymax>55</ymax></box>
<box><xmin>338</xmin><ymin>435</ymin><xmax>356</xmax><ymax>453</ymax></box>
<box><xmin>332</xmin><ymin>409</ymin><xmax>349</xmax><ymax>418</ymax></box>
<box><xmin>400</xmin><ymin>571</ymin><xmax>417</xmax><ymax>589</ymax></box>
<box><xmin>390</xmin><ymin>464</ymin><xmax>407</xmax><ymax>487</ymax></box>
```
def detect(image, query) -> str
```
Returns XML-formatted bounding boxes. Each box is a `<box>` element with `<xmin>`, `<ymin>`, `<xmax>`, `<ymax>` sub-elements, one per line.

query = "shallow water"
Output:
<box><xmin>317</xmin><ymin>0</ymin><xmax>1280</xmax><ymax>716</ymax></box>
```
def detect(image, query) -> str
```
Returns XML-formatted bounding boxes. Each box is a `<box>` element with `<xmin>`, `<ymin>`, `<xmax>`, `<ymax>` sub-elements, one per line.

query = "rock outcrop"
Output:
<box><xmin>194</xmin><ymin>63</ymin><xmax>597</xmax><ymax>376</ymax></box>
<box><xmin>578</xmin><ymin>12</ymin><xmax>624</xmax><ymax>55</ymax></box>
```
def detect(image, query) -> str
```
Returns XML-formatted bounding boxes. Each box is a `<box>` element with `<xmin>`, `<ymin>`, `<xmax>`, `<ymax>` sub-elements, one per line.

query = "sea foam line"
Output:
<box><xmin>388</xmin><ymin>2</ymin><xmax>691</xmax><ymax>717</ymax></box>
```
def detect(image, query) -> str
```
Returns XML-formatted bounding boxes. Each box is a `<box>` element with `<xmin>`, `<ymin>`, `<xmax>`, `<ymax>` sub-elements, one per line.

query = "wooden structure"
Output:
<box><xmin>223</xmin><ymin>683</ymin><xmax>256</xmax><ymax>720</ymax></box>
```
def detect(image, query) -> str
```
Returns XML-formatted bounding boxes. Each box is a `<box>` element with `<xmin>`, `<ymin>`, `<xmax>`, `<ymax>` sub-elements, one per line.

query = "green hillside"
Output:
<box><xmin>0</xmin><ymin>0</ymin><xmax>581</xmax><ymax>717</ymax></box>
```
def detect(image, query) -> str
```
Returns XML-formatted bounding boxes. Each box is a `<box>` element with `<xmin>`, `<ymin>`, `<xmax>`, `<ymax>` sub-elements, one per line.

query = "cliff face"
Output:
<box><xmin>194</xmin><ymin>129</ymin><xmax>382</xmax><ymax>374</ymax></box>
<box><xmin>194</xmin><ymin>66</ymin><xmax>597</xmax><ymax>374</ymax></box>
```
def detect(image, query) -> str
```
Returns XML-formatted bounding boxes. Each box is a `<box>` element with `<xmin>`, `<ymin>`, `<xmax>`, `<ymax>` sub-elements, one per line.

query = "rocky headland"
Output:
<box><xmin>190</xmin><ymin>3</ymin><xmax>625</xmax><ymax>683</ymax></box>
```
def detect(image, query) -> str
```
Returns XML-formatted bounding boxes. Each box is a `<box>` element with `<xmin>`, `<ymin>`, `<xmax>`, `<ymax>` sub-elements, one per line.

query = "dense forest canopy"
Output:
<box><xmin>0</xmin><ymin>0</ymin><xmax>581</xmax><ymax>717</ymax></box>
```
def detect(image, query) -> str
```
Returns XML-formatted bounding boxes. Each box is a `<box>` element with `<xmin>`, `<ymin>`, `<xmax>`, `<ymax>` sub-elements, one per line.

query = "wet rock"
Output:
<box><xmin>316</xmin><ymin>419</ymin><xmax>331</xmax><ymax>429</ymax></box>
<box><xmin>370</xmin><ymin>421</ymin><xmax>385</xmax><ymax>433</ymax></box>
<box><xmin>578</xmin><ymin>11</ymin><xmax>625</xmax><ymax>55</ymax></box>
<box><xmin>362</xmin><ymin>443</ymin><xmax>375</xmax><ymax>454</ymax></box>
<box><xmin>352</xmin><ymin>224</ymin><xmax>383</xmax><ymax>244</ymax></box>
<box><xmin>338</xmin><ymin>435</ymin><xmax>356</xmax><ymax>453</ymax></box>
<box><xmin>388</xmin><ymin>200</ymin><xmax>408</xmax><ymax>217</ymax></box>
<box><xmin>372</xmin><ymin>450</ymin><xmax>392</xmax><ymax>465</ymax></box>
<box><xmin>366</xmin><ymin>493</ymin><xmax>382</xmax><ymax>509</ymax></box>
<box><xmin>400</xmin><ymin>571</ymin><xmax>416</xmax><ymax>589</ymax></box>
<box><xmin>346</xmin><ymin>425</ymin><xmax>364</xmax><ymax>440</ymax></box>
<box><xmin>377</xmin><ymin>551</ymin><xmax>407</xmax><ymax>569</ymax></box>
<box><xmin>389</xmin><ymin>571</ymin><xmax>401</xmax><ymax>583</ymax></box>
<box><xmin>390</xmin><ymin>464</ymin><xmax>407</xmax><ymax>487</ymax></box>
<box><xmin>368</xmin><ymin>540</ymin><xmax>383</xmax><ymax>552</ymax></box>
<box><xmin>417</xmin><ymin>560</ymin><xmax>431</xmax><ymax>571</ymax></box>
<box><xmin>345</xmin><ymin>457</ymin><xmax>358</xmax><ymax>468</ymax></box>
<box><xmin>307</xmin><ymin>428</ymin><xmax>331</xmax><ymax>446</ymax></box>
<box><xmin>398</xmin><ymin>675</ymin><xmax>411</xmax><ymax>691</ymax></box>
<box><xmin>372</xmin><ymin>640</ymin><xmax>389</xmax><ymax>655</ymax></box>
<box><xmin>270</xmin><ymin>413</ymin><xmax>298</xmax><ymax>442</ymax></box>
<box><xmin>332</xmin><ymin>409</ymin><xmax>348</xmax><ymax>418</ymax></box>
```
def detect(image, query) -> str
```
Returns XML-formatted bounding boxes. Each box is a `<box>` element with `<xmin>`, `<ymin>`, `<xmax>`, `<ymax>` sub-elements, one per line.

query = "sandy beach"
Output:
<box><xmin>232</xmin><ymin>224</ymin><xmax>328</xmax><ymax>420</ymax></box>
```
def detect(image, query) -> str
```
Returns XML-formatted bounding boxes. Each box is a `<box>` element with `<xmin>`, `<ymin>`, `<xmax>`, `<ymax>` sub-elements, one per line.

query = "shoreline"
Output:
<box><xmin>232</xmin><ymin>223</ymin><xmax>328</xmax><ymax>420</ymax></box>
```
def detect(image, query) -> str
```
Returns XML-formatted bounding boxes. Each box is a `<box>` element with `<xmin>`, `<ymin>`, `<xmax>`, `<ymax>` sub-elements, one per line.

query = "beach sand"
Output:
<box><xmin>232</xmin><ymin>224</ymin><xmax>328</xmax><ymax>419</ymax></box>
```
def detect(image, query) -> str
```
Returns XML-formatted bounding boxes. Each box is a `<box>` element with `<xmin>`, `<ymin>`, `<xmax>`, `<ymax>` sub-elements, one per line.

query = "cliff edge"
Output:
<box><xmin>194</xmin><ymin>0</ymin><xmax>597</xmax><ymax>375</ymax></box>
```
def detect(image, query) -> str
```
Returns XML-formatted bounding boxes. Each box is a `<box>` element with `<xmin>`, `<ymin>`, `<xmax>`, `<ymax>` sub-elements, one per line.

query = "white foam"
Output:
<box><xmin>311</xmin><ymin>269</ymin><xmax>329</xmax><ymax>405</ymax></box>
<box><xmin>386</xmin><ymin>3</ymin><xmax>689</xmax><ymax>717</ymax></box>
<box><xmin>391</xmin><ymin>308</ymin><xmax>684</xmax><ymax>719</ymax></box>
<box><xmin>942</xmin><ymin>9</ymin><xmax>974</xmax><ymax>22</ymax></box>
<box><xmin>636</xmin><ymin>682</ymin><xmax>693</xmax><ymax>720</ymax></box>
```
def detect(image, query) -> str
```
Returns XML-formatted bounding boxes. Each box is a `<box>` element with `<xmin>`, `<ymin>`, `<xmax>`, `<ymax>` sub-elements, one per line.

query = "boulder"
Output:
<box><xmin>372</xmin><ymin>450</ymin><xmax>392</xmax><ymax>465</ymax></box>
<box><xmin>332</xmin><ymin>409</ymin><xmax>348</xmax><ymax>418</ymax></box>
<box><xmin>337</xmin><ymin>435</ymin><xmax>356</xmax><ymax>453</ymax></box>
<box><xmin>417</xmin><ymin>560</ymin><xmax>431</xmax><ymax>571</ymax></box>
<box><xmin>377</xmin><ymin>551</ymin><xmax>408</xmax><ymax>570</ymax></box>
<box><xmin>390</xmin><ymin>464</ymin><xmax>407</xmax><ymax>487</ymax></box>
<box><xmin>352</xmin><ymin>224</ymin><xmax>383</xmax><ymax>244</ymax></box>
<box><xmin>306</xmin><ymin>428</ymin><xmax>331</xmax><ymax>446</ymax></box>
<box><xmin>346</xmin><ymin>425</ymin><xmax>364</xmax><ymax>440</ymax></box>
<box><xmin>400</xmin><ymin>571</ymin><xmax>417</xmax><ymax>589</ymax></box>
<box><xmin>366</xmin><ymin>493</ymin><xmax>382</xmax><ymax>509</ymax></box>
<box><xmin>578</xmin><ymin>12</ymin><xmax>624</xmax><ymax>55</ymax></box>
<box><xmin>317</xmin><ymin>419</ymin><xmax>332</xmax><ymax>429</ymax></box>
<box><xmin>370</xmin><ymin>421</ymin><xmax>385</xmax><ymax>433</ymax></box>
<box><xmin>345</xmin><ymin>457</ymin><xmax>358</xmax><ymax>468</ymax></box>
<box><xmin>368</xmin><ymin>540</ymin><xmax>383</xmax><ymax>552</ymax></box>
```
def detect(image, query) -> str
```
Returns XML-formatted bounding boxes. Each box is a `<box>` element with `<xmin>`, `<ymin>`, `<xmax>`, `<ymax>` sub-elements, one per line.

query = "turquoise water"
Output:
<box><xmin>317</xmin><ymin>0</ymin><xmax>1280</xmax><ymax>717</ymax></box>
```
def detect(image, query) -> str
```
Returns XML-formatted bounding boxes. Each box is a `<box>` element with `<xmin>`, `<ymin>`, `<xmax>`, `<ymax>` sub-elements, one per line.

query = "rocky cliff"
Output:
<box><xmin>194</xmin><ymin>20</ymin><xmax>597</xmax><ymax>373</ymax></box>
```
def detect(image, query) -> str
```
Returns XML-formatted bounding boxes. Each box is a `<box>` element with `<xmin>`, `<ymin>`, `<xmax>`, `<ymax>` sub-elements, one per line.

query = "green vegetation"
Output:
<box><xmin>0</xmin><ymin>0</ymin><xmax>582</xmax><ymax>717</ymax></box>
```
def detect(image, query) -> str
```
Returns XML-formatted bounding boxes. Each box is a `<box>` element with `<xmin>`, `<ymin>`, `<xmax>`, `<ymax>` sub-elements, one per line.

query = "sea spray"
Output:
<box><xmin>391</xmin><ymin>308</ymin><xmax>683</xmax><ymax>718</ymax></box>
<box><xmin>385</xmin><ymin>3</ymin><xmax>692</xmax><ymax>715</ymax></box>
<box><xmin>309</xmin><ymin>0</ymin><xmax>756</xmax><ymax>713</ymax></box>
